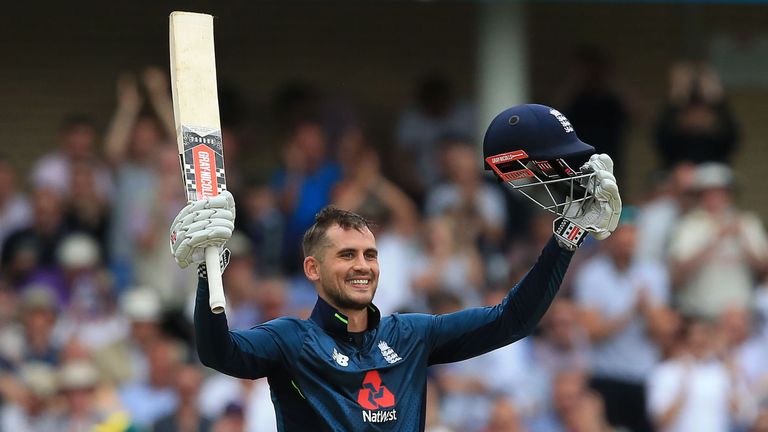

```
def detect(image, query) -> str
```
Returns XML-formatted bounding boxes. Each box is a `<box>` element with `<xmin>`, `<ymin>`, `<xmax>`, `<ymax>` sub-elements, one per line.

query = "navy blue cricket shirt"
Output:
<box><xmin>194</xmin><ymin>237</ymin><xmax>573</xmax><ymax>431</ymax></box>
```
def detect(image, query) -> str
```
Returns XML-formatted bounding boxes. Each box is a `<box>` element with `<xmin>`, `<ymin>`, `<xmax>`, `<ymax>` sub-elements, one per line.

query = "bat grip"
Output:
<box><xmin>205</xmin><ymin>246</ymin><xmax>226</xmax><ymax>314</ymax></box>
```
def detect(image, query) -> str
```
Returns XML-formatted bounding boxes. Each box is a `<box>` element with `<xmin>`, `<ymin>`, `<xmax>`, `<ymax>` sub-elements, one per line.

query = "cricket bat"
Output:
<box><xmin>169</xmin><ymin>11</ymin><xmax>227</xmax><ymax>314</ymax></box>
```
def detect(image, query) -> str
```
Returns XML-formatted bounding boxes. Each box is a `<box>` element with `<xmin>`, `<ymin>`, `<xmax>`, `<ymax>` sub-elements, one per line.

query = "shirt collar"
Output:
<box><xmin>309</xmin><ymin>296</ymin><xmax>381</xmax><ymax>336</ymax></box>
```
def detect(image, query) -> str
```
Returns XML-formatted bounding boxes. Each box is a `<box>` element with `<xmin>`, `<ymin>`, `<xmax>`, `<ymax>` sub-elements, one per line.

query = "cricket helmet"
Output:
<box><xmin>483</xmin><ymin>104</ymin><xmax>596</xmax><ymax>217</ymax></box>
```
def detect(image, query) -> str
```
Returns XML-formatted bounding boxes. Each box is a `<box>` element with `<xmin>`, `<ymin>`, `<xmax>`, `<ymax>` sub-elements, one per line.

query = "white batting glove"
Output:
<box><xmin>170</xmin><ymin>191</ymin><xmax>236</xmax><ymax>268</ymax></box>
<box><xmin>555</xmin><ymin>154</ymin><xmax>622</xmax><ymax>250</ymax></box>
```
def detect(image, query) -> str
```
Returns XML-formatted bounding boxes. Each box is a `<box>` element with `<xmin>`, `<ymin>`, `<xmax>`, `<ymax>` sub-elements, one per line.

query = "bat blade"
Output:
<box><xmin>169</xmin><ymin>11</ymin><xmax>227</xmax><ymax>314</ymax></box>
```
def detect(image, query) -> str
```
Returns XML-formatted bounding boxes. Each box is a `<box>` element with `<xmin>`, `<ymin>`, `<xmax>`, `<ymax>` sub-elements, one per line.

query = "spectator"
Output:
<box><xmin>482</xmin><ymin>397</ymin><xmax>528</xmax><ymax>432</ymax></box>
<box><xmin>425</xmin><ymin>139</ymin><xmax>507</xmax><ymax>254</ymax></box>
<box><xmin>562</xmin><ymin>390</ymin><xmax>616</xmax><ymax>432</ymax></box>
<box><xmin>52</xmin><ymin>360</ymin><xmax>112</xmax><ymax>431</ymax></box>
<box><xmin>333</xmin><ymin>131</ymin><xmax>419</xmax><ymax>239</ymax></box>
<box><xmin>198</xmin><ymin>376</ymin><xmax>276</xmax><ymax>432</ymax></box>
<box><xmin>2</xmin><ymin>188</ymin><xmax>69</xmax><ymax>282</ymax></box>
<box><xmin>93</xmin><ymin>287</ymin><xmax>164</xmax><ymax>386</ymax></box>
<box><xmin>119</xmin><ymin>337</ymin><xmax>183</xmax><ymax>429</ymax></box>
<box><xmin>573</xmin><ymin>211</ymin><xmax>673</xmax><ymax>432</ymax></box>
<box><xmin>216</xmin><ymin>231</ymin><xmax>260</xmax><ymax>330</ymax></box>
<box><xmin>104</xmin><ymin>70</ymin><xmax>175</xmax><ymax>291</ymax></box>
<box><xmin>532</xmin><ymin>298</ymin><xmax>592</xmax><ymax>396</ymax></box>
<box><xmin>212</xmin><ymin>402</ymin><xmax>246</xmax><ymax>432</ymax></box>
<box><xmin>54</xmin><ymin>233</ymin><xmax>109</xmax><ymax>313</ymax></box>
<box><xmin>65</xmin><ymin>162</ymin><xmax>111</xmax><ymax>256</ymax></box>
<box><xmin>0</xmin><ymin>286</ymin><xmax>61</xmax><ymax>368</ymax></box>
<box><xmin>154</xmin><ymin>363</ymin><xmax>213</xmax><ymax>432</ymax></box>
<box><xmin>31</xmin><ymin>115</ymin><xmax>113</xmax><ymax>200</ymax></box>
<box><xmin>507</xmin><ymin>212</ymin><xmax>558</xmax><ymax>283</ymax></box>
<box><xmin>434</xmin><ymin>288</ymin><xmax>535</xmax><ymax>432</ymax></box>
<box><xmin>104</xmin><ymin>68</ymin><xmax>186</xmax><ymax>301</ymax></box>
<box><xmin>0</xmin><ymin>157</ymin><xmax>32</xmax><ymax>257</ymax></box>
<box><xmin>0</xmin><ymin>362</ymin><xmax>58</xmax><ymax>431</ymax></box>
<box><xmin>668</xmin><ymin>163</ymin><xmax>768</xmax><ymax>319</ymax></box>
<box><xmin>271</xmin><ymin>120</ymin><xmax>342</xmax><ymax>273</ymax></box>
<box><xmin>240</xmin><ymin>185</ymin><xmax>284</xmax><ymax>277</ymax></box>
<box><xmin>655</xmin><ymin>62</ymin><xmax>739</xmax><ymax>167</ymax></box>
<box><xmin>412</xmin><ymin>215</ymin><xmax>485</xmax><ymax>308</ymax></box>
<box><xmin>255</xmin><ymin>279</ymin><xmax>293</xmax><ymax>325</ymax></box>
<box><xmin>53</xmin><ymin>234</ymin><xmax>130</xmax><ymax>356</ymax></box>
<box><xmin>132</xmin><ymin>145</ymin><xmax>192</xmax><ymax>306</ymax></box>
<box><xmin>634</xmin><ymin>162</ymin><xmax>697</xmax><ymax>263</ymax></box>
<box><xmin>647</xmin><ymin>317</ymin><xmax>754</xmax><ymax>432</ymax></box>
<box><xmin>528</xmin><ymin>368</ymin><xmax>613</xmax><ymax>432</ymax></box>
<box><xmin>425</xmin><ymin>378</ymin><xmax>455</xmax><ymax>432</ymax></box>
<box><xmin>719</xmin><ymin>307</ymin><xmax>768</xmax><ymax>415</ymax></box>
<box><xmin>560</xmin><ymin>46</ymin><xmax>631</xmax><ymax>180</ymax></box>
<box><xmin>394</xmin><ymin>74</ymin><xmax>475</xmax><ymax>199</ymax></box>
<box><xmin>753</xmin><ymin>410</ymin><xmax>768</xmax><ymax>432</ymax></box>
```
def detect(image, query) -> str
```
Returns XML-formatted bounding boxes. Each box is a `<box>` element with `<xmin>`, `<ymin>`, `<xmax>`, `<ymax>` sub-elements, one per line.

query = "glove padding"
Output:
<box><xmin>170</xmin><ymin>191</ymin><xmax>236</xmax><ymax>268</ymax></box>
<box><xmin>555</xmin><ymin>154</ymin><xmax>622</xmax><ymax>250</ymax></box>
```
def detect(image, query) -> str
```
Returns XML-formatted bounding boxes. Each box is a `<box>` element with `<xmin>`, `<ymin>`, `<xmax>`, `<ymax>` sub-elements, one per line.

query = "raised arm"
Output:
<box><xmin>170</xmin><ymin>191</ymin><xmax>285</xmax><ymax>378</ymax></box>
<box><xmin>427</xmin><ymin>237</ymin><xmax>573</xmax><ymax>364</ymax></box>
<box><xmin>103</xmin><ymin>73</ymin><xmax>143</xmax><ymax>164</ymax></box>
<box><xmin>194</xmin><ymin>278</ymin><xmax>283</xmax><ymax>378</ymax></box>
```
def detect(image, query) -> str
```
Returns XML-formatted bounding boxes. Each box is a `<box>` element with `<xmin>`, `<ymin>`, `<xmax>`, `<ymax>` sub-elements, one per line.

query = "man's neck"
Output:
<box><xmin>344</xmin><ymin>308</ymin><xmax>368</xmax><ymax>332</ymax></box>
<box><xmin>321</xmin><ymin>295</ymin><xmax>369</xmax><ymax>332</ymax></box>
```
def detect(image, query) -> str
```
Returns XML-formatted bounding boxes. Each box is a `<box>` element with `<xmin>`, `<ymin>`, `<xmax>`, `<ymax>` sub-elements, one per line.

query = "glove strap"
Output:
<box><xmin>198</xmin><ymin>248</ymin><xmax>231</xmax><ymax>279</ymax></box>
<box><xmin>553</xmin><ymin>217</ymin><xmax>588</xmax><ymax>251</ymax></box>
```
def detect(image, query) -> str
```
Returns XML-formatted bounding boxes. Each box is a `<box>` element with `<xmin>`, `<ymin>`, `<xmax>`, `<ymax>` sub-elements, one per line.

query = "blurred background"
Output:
<box><xmin>2</xmin><ymin>1</ymin><xmax>768</xmax><ymax>431</ymax></box>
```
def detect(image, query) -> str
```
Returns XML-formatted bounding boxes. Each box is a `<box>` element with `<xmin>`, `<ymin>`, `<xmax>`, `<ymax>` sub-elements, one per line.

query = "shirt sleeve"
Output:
<box><xmin>573</xmin><ymin>260</ymin><xmax>605</xmax><ymax>309</ymax></box>
<box><xmin>194</xmin><ymin>279</ymin><xmax>285</xmax><ymax>379</ymax></box>
<box><xmin>426</xmin><ymin>237</ymin><xmax>573</xmax><ymax>365</ymax></box>
<box><xmin>647</xmin><ymin>363</ymin><xmax>682</xmax><ymax>419</ymax></box>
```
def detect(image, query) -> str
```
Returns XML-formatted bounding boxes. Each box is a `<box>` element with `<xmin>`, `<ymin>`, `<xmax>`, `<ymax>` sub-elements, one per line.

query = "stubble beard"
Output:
<box><xmin>323</xmin><ymin>280</ymin><xmax>374</xmax><ymax>311</ymax></box>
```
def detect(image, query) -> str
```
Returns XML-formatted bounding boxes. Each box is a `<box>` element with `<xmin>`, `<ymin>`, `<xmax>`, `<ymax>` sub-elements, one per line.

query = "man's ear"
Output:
<box><xmin>304</xmin><ymin>256</ymin><xmax>320</xmax><ymax>282</ymax></box>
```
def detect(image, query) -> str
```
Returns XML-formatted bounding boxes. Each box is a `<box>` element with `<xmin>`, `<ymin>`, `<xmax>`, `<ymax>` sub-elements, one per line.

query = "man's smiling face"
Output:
<box><xmin>306</xmin><ymin>225</ymin><xmax>379</xmax><ymax>311</ymax></box>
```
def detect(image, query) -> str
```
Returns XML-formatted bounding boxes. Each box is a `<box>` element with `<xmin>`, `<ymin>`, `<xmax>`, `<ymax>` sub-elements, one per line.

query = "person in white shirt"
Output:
<box><xmin>634</xmin><ymin>161</ymin><xmax>696</xmax><ymax>263</ymax></box>
<box><xmin>668</xmin><ymin>163</ymin><xmax>768</xmax><ymax>319</ymax></box>
<box><xmin>647</xmin><ymin>317</ymin><xmax>752</xmax><ymax>432</ymax></box>
<box><xmin>574</xmin><ymin>210</ymin><xmax>673</xmax><ymax>431</ymax></box>
<box><xmin>31</xmin><ymin>115</ymin><xmax>113</xmax><ymax>201</ymax></box>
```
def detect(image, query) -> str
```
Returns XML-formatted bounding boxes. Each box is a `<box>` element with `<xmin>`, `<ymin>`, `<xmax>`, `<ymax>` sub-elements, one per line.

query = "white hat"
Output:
<box><xmin>56</xmin><ymin>233</ymin><xmax>100</xmax><ymax>269</ymax></box>
<box><xmin>694</xmin><ymin>162</ymin><xmax>734</xmax><ymax>190</ymax></box>
<box><xmin>58</xmin><ymin>361</ymin><xmax>99</xmax><ymax>391</ymax></box>
<box><xmin>19</xmin><ymin>362</ymin><xmax>57</xmax><ymax>397</ymax></box>
<box><xmin>120</xmin><ymin>287</ymin><xmax>162</xmax><ymax>322</ymax></box>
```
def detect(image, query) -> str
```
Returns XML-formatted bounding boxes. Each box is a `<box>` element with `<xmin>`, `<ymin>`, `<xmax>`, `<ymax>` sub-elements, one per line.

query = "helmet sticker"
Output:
<box><xmin>549</xmin><ymin>109</ymin><xmax>574</xmax><ymax>133</ymax></box>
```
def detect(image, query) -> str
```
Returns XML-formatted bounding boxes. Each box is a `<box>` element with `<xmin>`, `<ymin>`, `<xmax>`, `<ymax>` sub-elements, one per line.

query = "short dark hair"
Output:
<box><xmin>60</xmin><ymin>114</ymin><xmax>96</xmax><ymax>133</ymax></box>
<box><xmin>302</xmin><ymin>206</ymin><xmax>371</xmax><ymax>259</ymax></box>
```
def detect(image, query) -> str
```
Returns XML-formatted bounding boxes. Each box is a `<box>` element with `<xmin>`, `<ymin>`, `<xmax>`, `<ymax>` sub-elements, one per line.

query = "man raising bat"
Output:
<box><xmin>170</xmin><ymin>101</ymin><xmax>621</xmax><ymax>430</ymax></box>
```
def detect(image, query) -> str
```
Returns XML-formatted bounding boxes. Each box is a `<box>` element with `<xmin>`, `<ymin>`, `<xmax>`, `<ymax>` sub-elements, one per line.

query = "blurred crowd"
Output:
<box><xmin>1</xmin><ymin>57</ymin><xmax>768</xmax><ymax>432</ymax></box>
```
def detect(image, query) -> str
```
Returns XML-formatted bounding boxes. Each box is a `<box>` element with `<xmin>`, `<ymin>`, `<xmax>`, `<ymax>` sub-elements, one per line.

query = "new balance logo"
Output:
<box><xmin>332</xmin><ymin>348</ymin><xmax>349</xmax><ymax>367</ymax></box>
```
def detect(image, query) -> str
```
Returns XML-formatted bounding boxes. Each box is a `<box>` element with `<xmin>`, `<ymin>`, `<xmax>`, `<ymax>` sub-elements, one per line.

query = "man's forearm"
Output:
<box><xmin>501</xmin><ymin>236</ymin><xmax>575</xmax><ymax>337</ymax></box>
<box><xmin>428</xmin><ymin>236</ymin><xmax>574</xmax><ymax>364</ymax></box>
<box><xmin>194</xmin><ymin>278</ymin><xmax>233</xmax><ymax>369</ymax></box>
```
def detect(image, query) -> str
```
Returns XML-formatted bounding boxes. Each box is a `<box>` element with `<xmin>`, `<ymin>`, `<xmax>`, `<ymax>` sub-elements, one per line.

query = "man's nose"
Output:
<box><xmin>352</xmin><ymin>254</ymin><xmax>370</xmax><ymax>271</ymax></box>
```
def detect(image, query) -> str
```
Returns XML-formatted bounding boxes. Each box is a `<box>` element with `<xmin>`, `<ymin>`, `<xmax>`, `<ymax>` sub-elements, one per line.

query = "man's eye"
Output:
<box><xmin>341</xmin><ymin>252</ymin><xmax>354</xmax><ymax>259</ymax></box>
<box><xmin>365</xmin><ymin>253</ymin><xmax>378</xmax><ymax>260</ymax></box>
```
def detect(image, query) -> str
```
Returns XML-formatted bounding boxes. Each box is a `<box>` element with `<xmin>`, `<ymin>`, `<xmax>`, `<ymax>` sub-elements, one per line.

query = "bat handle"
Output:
<box><xmin>205</xmin><ymin>246</ymin><xmax>226</xmax><ymax>314</ymax></box>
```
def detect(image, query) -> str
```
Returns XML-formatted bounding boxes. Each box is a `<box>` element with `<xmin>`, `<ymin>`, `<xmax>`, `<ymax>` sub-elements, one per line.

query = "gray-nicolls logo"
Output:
<box><xmin>378</xmin><ymin>341</ymin><xmax>402</xmax><ymax>364</ymax></box>
<box><xmin>549</xmin><ymin>109</ymin><xmax>574</xmax><ymax>133</ymax></box>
